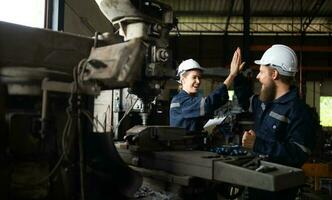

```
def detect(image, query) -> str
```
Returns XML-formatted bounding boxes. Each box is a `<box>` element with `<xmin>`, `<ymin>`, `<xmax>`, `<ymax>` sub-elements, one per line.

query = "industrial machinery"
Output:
<box><xmin>0</xmin><ymin>0</ymin><xmax>307</xmax><ymax>200</ymax></box>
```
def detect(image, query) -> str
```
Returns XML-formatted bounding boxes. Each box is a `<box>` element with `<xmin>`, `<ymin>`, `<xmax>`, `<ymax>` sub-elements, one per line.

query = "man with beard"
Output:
<box><xmin>234</xmin><ymin>44</ymin><xmax>317</xmax><ymax>200</ymax></box>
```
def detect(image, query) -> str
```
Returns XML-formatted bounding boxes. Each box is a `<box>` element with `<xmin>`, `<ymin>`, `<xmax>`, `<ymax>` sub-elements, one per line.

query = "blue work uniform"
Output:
<box><xmin>234</xmin><ymin>74</ymin><xmax>316</xmax><ymax>168</ymax></box>
<box><xmin>169</xmin><ymin>84</ymin><xmax>229</xmax><ymax>132</ymax></box>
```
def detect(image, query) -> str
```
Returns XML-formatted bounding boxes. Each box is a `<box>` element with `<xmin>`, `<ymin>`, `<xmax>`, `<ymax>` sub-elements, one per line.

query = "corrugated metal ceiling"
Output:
<box><xmin>159</xmin><ymin>0</ymin><xmax>332</xmax><ymax>34</ymax></box>
<box><xmin>161</xmin><ymin>0</ymin><xmax>332</xmax><ymax>16</ymax></box>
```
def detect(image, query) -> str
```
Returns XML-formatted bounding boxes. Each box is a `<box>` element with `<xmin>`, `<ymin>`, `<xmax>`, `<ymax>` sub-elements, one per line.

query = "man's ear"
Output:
<box><xmin>271</xmin><ymin>69</ymin><xmax>279</xmax><ymax>80</ymax></box>
<box><xmin>180</xmin><ymin>76</ymin><xmax>184</xmax><ymax>84</ymax></box>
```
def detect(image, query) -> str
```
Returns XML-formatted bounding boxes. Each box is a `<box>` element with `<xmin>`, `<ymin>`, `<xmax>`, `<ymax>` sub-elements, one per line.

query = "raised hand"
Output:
<box><xmin>230</xmin><ymin>47</ymin><xmax>245</xmax><ymax>76</ymax></box>
<box><xmin>223</xmin><ymin>47</ymin><xmax>246</xmax><ymax>88</ymax></box>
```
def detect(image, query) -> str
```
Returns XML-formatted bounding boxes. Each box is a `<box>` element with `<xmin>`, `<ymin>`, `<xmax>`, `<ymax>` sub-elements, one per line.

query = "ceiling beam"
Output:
<box><xmin>222</xmin><ymin>64</ymin><xmax>332</xmax><ymax>71</ymax></box>
<box><xmin>173</xmin><ymin>22</ymin><xmax>332</xmax><ymax>34</ymax></box>
<box><xmin>250</xmin><ymin>45</ymin><xmax>332</xmax><ymax>52</ymax></box>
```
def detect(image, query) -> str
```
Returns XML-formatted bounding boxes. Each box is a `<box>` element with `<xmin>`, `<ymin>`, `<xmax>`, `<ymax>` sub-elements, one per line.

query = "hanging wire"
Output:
<box><xmin>81</xmin><ymin>110</ymin><xmax>106</xmax><ymax>132</ymax></box>
<box><xmin>115</xmin><ymin>97</ymin><xmax>139</xmax><ymax>134</ymax></box>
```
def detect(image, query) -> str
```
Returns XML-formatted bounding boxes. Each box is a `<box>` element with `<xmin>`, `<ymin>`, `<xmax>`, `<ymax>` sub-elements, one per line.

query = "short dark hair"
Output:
<box><xmin>278</xmin><ymin>74</ymin><xmax>295</xmax><ymax>85</ymax></box>
<box><xmin>268</xmin><ymin>67</ymin><xmax>295</xmax><ymax>85</ymax></box>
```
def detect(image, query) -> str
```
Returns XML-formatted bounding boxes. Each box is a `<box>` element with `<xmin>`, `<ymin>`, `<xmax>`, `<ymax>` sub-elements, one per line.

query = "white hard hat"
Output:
<box><xmin>254</xmin><ymin>44</ymin><xmax>298</xmax><ymax>76</ymax></box>
<box><xmin>176</xmin><ymin>59</ymin><xmax>205</xmax><ymax>77</ymax></box>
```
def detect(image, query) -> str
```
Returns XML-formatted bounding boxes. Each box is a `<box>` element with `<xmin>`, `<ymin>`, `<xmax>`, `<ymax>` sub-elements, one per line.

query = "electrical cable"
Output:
<box><xmin>81</xmin><ymin>110</ymin><xmax>106</xmax><ymax>132</ymax></box>
<box><xmin>115</xmin><ymin>97</ymin><xmax>139</xmax><ymax>134</ymax></box>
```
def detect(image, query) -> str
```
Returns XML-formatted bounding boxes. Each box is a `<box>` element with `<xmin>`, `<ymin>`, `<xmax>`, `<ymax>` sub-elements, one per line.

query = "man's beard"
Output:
<box><xmin>259</xmin><ymin>80</ymin><xmax>276</xmax><ymax>102</ymax></box>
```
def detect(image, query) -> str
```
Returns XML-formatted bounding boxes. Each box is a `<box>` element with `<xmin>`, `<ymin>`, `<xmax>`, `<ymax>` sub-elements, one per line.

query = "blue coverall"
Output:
<box><xmin>234</xmin><ymin>73</ymin><xmax>317</xmax><ymax>200</ymax></box>
<box><xmin>234</xmin><ymin>73</ymin><xmax>316</xmax><ymax>168</ymax></box>
<box><xmin>169</xmin><ymin>84</ymin><xmax>229</xmax><ymax>132</ymax></box>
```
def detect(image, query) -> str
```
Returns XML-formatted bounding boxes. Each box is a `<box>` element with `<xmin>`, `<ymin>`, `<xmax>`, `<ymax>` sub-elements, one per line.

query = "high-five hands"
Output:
<box><xmin>230</xmin><ymin>47</ymin><xmax>245</xmax><ymax>77</ymax></box>
<box><xmin>223</xmin><ymin>47</ymin><xmax>246</xmax><ymax>88</ymax></box>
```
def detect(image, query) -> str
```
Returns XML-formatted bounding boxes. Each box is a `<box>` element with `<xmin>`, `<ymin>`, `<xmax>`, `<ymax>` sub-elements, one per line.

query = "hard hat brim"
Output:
<box><xmin>176</xmin><ymin>67</ymin><xmax>205</xmax><ymax>77</ymax></box>
<box><xmin>195</xmin><ymin>66</ymin><xmax>205</xmax><ymax>72</ymax></box>
<box><xmin>254</xmin><ymin>60</ymin><xmax>269</xmax><ymax>65</ymax></box>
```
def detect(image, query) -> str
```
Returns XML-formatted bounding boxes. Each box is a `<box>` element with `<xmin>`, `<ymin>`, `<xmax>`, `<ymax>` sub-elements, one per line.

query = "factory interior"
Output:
<box><xmin>0</xmin><ymin>0</ymin><xmax>332</xmax><ymax>199</ymax></box>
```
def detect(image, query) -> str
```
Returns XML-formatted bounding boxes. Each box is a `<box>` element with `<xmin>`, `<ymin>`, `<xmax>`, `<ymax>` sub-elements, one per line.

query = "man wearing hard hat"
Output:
<box><xmin>170</xmin><ymin>48</ymin><xmax>244</xmax><ymax>132</ymax></box>
<box><xmin>235</xmin><ymin>44</ymin><xmax>317</xmax><ymax>199</ymax></box>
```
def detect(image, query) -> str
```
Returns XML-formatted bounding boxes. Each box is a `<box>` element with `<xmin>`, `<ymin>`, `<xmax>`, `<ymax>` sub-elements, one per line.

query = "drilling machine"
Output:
<box><xmin>0</xmin><ymin>0</ymin><xmax>176</xmax><ymax>199</ymax></box>
<box><xmin>0</xmin><ymin>0</ymin><xmax>307</xmax><ymax>199</ymax></box>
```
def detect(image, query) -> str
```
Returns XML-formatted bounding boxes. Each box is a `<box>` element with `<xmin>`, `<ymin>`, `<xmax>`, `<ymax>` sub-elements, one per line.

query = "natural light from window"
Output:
<box><xmin>320</xmin><ymin>96</ymin><xmax>332</xmax><ymax>127</ymax></box>
<box><xmin>0</xmin><ymin>0</ymin><xmax>45</xmax><ymax>28</ymax></box>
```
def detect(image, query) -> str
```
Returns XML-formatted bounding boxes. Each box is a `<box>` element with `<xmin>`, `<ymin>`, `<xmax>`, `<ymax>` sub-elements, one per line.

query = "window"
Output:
<box><xmin>0</xmin><ymin>0</ymin><xmax>45</xmax><ymax>28</ymax></box>
<box><xmin>320</xmin><ymin>96</ymin><xmax>332</xmax><ymax>127</ymax></box>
